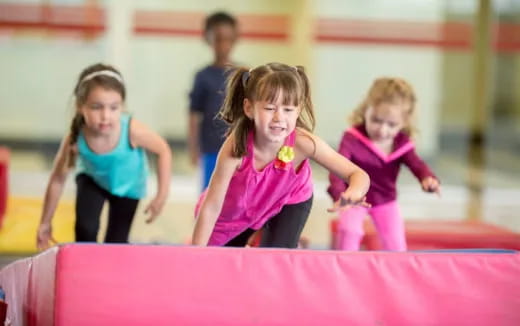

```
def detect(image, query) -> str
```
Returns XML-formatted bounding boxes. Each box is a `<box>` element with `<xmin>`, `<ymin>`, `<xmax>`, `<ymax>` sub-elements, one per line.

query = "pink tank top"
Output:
<box><xmin>196</xmin><ymin>129</ymin><xmax>313</xmax><ymax>246</ymax></box>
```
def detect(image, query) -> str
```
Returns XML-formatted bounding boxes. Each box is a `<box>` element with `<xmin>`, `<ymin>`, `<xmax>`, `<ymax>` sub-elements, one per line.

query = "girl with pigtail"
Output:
<box><xmin>193</xmin><ymin>62</ymin><xmax>370</xmax><ymax>248</ymax></box>
<box><xmin>37</xmin><ymin>63</ymin><xmax>172</xmax><ymax>249</ymax></box>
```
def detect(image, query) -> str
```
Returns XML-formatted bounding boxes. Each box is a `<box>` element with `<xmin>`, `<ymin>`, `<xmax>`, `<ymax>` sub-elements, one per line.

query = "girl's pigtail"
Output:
<box><xmin>219</xmin><ymin>67</ymin><xmax>252</xmax><ymax>157</ymax></box>
<box><xmin>66</xmin><ymin>113</ymin><xmax>84</xmax><ymax>169</ymax></box>
<box><xmin>295</xmin><ymin>66</ymin><xmax>315</xmax><ymax>132</ymax></box>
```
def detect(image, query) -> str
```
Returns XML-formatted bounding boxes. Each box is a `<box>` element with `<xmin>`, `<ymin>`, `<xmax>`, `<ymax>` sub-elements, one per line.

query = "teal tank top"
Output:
<box><xmin>77</xmin><ymin>114</ymin><xmax>148</xmax><ymax>199</ymax></box>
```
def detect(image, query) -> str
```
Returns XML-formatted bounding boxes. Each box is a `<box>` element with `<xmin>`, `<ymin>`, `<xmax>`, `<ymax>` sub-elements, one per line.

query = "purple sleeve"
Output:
<box><xmin>189</xmin><ymin>72</ymin><xmax>205</xmax><ymax>113</ymax></box>
<box><xmin>327</xmin><ymin>132</ymin><xmax>353</xmax><ymax>202</ymax></box>
<box><xmin>401</xmin><ymin>148</ymin><xmax>437</xmax><ymax>182</ymax></box>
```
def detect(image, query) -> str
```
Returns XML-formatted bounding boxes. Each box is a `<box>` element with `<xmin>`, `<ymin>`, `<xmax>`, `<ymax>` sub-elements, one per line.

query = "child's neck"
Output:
<box><xmin>371</xmin><ymin>138</ymin><xmax>394</xmax><ymax>155</ymax></box>
<box><xmin>213</xmin><ymin>57</ymin><xmax>230</xmax><ymax>67</ymax></box>
<box><xmin>83</xmin><ymin>125</ymin><xmax>121</xmax><ymax>154</ymax></box>
<box><xmin>252</xmin><ymin>136</ymin><xmax>285</xmax><ymax>171</ymax></box>
<box><xmin>254</xmin><ymin>137</ymin><xmax>283</xmax><ymax>155</ymax></box>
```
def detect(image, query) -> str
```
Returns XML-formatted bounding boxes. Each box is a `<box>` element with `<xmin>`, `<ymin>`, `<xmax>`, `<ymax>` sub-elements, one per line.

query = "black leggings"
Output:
<box><xmin>75</xmin><ymin>174</ymin><xmax>139</xmax><ymax>243</ymax></box>
<box><xmin>225</xmin><ymin>195</ymin><xmax>313</xmax><ymax>248</ymax></box>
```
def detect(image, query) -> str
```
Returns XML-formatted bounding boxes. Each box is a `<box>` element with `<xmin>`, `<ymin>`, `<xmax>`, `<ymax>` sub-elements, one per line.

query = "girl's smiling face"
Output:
<box><xmin>244</xmin><ymin>90</ymin><xmax>300</xmax><ymax>145</ymax></box>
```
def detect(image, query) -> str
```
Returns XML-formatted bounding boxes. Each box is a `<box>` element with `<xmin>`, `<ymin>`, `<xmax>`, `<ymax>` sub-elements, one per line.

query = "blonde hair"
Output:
<box><xmin>350</xmin><ymin>77</ymin><xmax>417</xmax><ymax>136</ymax></box>
<box><xmin>220</xmin><ymin>62</ymin><xmax>315</xmax><ymax>157</ymax></box>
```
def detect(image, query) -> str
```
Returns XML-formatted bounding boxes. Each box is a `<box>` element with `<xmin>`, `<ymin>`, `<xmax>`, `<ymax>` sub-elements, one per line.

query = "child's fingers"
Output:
<box><xmin>328</xmin><ymin>203</ymin><xmax>346</xmax><ymax>213</ymax></box>
<box><xmin>327</xmin><ymin>202</ymin><xmax>339</xmax><ymax>213</ymax></box>
<box><xmin>338</xmin><ymin>204</ymin><xmax>353</xmax><ymax>212</ymax></box>
<box><xmin>341</xmin><ymin>196</ymin><xmax>370</xmax><ymax>208</ymax></box>
<box><xmin>145</xmin><ymin>205</ymin><xmax>158</xmax><ymax>223</ymax></box>
<box><xmin>36</xmin><ymin>240</ymin><xmax>45</xmax><ymax>251</ymax></box>
<box><xmin>327</xmin><ymin>199</ymin><xmax>341</xmax><ymax>213</ymax></box>
<box><xmin>359</xmin><ymin>201</ymin><xmax>371</xmax><ymax>208</ymax></box>
<box><xmin>50</xmin><ymin>236</ymin><xmax>58</xmax><ymax>245</ymax></box>
<box><xmin>424</xmin><ymin>179</ymin><xmax>441</xmax><ymax>196</ymax></box>
<box><xmin>146</xmin><ymin>213</ymin><xmax>158</xmax><ymax>224</ymax></box>
<box><xmin>434</xmin><ymin>185</ymin><xmax>442</xmax><ymax>197</ymax></box>
<box><xmin>327</xmin><ymin>206</ymin><xmax>337</xmax><ymax>213</ymax></box>
<box><xmin>37</xmin><ymin>239</ymin><xmax>50</xmax><ymax>251</ymax></box>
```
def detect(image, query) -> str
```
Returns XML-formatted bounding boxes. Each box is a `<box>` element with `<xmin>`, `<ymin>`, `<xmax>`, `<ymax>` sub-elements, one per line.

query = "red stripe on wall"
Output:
<box><xmin>133</xmin><ymin>11</ymin><xmax>289</xmax><ymax>41</ymax></box>
<box><xmin>0</xmin><ymin>3</ymin><xmax>519</xmax><ymax>52</ymax></box>
<box><xmin>315</xmin><ymin>19</ymin><xmax>473</xmax><ymax>50</ymax></box>
<box><xmin>0</xmin><ymin>3</ymin><xmax>104</xmax><ymax>35</ymax></box>
<box><xmin>494</xmin><ymin>23</ymin><xmax>520</xmax><ymax>53</ymax></box>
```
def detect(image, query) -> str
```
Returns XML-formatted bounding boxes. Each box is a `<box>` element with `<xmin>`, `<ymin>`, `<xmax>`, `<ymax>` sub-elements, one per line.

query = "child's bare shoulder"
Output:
<box><xmin>220</xmin><ymin>133</ymin><xmax>242</xmax><ymax>166</ymax></box>
<box><xmin>294</xmin><ymin>128</ymin><xmax>317</xmax><ymax>157</ymax></box>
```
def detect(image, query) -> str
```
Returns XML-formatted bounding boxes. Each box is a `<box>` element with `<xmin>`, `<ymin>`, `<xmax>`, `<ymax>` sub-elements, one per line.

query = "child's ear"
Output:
<box><xmin>243</xmin><ymin>98</ymin><xmax>254</xmax><ymax>120</ymax></box>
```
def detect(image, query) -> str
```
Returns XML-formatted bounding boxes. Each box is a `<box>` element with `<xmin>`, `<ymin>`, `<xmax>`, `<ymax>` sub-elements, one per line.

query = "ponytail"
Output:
<box><xmin>219</xmin><ymin>66</ymin><xmax>254</xmax><ymax>157</ymax></box>
<box><xmin>294</xmin><ymin>65</ymin><xmax>315</xmax><ymax>132</ymax></box>
<box><xmin>65</xmin><ymin>113</ymin><xmax>84</xmax><ymax>169</ymax></box>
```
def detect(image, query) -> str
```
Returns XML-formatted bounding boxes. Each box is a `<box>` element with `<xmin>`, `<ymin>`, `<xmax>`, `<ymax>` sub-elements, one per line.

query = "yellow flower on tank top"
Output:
<box><xmin>274</xmin><ymin>145</ymin><xmax>294</xmax><ymax>170</ymax></box>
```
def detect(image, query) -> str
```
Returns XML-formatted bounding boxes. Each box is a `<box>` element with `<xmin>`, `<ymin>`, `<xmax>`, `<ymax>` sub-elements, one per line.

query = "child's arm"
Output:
<box><xmin>187</xmin><ymin>71</ymin><xmax>204</xmax><ymax>166</ymax></box>
<box><xmin>37</xmin><ymin>135</ymin><xmax>72</xmax><ymax>250</ymax></box>
<box><xmin>187</xmin><ymin>111</ymin><xmax>201</xmax><ymax>166</ymax></box>
<box><xmin>402</xmin><ymin>148</ymin><xmax>441</xmax><ymax>195</ymax></box>
<box><xmin>327</xmin><ymin>132</ymin><xmax>353</xmax><ymax>202</ymax></box>
<box><xmin>130</xmin><ymin>119</ymin><xmax>172</xmax><ymax>223</ymax></box>
<box><xmin>192</xmin><ymin>136</ymin><xmax>241</xmax><ymax>245</ymax></box>
<box><xmin>296</xmin><ymin>129</ymin><xmax>370</xmax><ymax>211</ymax></box>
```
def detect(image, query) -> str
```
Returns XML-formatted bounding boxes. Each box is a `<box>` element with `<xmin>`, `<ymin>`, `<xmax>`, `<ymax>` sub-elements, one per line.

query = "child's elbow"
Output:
<box><xmin>158</xmin><ymin>142</ymin><xmax>173</xmax><ymax>159</ymax></box>
<box><xmin>50</xmin><ymin>169</ymin><xmax>68</xmax><ymax>185</ymax></box>
<box><xmin>357</xmin><ymin>168</ymin><xmax>371</xmax><ymax>190</ymax></box>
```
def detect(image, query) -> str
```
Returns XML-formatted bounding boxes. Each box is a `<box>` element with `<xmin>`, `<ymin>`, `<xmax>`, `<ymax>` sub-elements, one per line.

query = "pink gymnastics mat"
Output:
<box><xmin>1</xmin><ymin>244</ymin><xmax>519</xmax><ymax>325</ymax></box>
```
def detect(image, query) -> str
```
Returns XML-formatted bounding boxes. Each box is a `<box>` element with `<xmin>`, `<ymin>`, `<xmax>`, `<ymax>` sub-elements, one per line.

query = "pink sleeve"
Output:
<box><xmin>327</xmin><ymin>132</ymin><xmax>353</xmax><ymax>202</ymax></box>
<box><xmin>402</xmin><ymin>148</ymin><xmax>437</xmax><ymax>182</ymax></box>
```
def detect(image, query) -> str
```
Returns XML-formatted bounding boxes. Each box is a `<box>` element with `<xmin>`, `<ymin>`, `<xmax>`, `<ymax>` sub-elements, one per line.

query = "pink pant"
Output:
<box><xmin>335</xmin><ymin>200</ymin><xmax>407</xmax><ymax>251</ymax></box>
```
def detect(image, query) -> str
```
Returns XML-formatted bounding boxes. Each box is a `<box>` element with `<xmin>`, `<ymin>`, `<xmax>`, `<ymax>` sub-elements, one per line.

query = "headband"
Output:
<box><xmin>80</xmin><ymin>70</ymin><xmax>124</xmax><ymax>85</ymax></box>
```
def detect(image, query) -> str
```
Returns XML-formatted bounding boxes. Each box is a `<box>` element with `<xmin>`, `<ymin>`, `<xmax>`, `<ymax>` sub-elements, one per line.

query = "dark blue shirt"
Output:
<box><xmin>189</xmin><ymin>65</ymin><xmax>229</xmax><ymax>154</ymax></box>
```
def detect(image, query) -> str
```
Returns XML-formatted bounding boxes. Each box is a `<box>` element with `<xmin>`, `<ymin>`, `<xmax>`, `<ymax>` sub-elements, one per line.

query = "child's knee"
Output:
<box><xmin>337</xmin><ymin>212</ymin><xmax>365</xmax><ymax>234</ymax></box>
<box><xmin>336</xmin><ymin>230</ymin><xmax>363</xmax><ymax>250</ymax></box>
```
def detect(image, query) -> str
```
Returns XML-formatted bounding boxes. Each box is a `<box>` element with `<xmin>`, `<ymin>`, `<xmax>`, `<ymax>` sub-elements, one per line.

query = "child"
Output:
<box><xmin>188</xmin><ymin>11</ymin><xmax>239</xmax><ymax>191</ymax></box>
<box><xmin>328</xmin><ymin>77</ymin><xmax>441</xmax><ymax>251</ymax></box>
<box><xmin>36</xmin><ymin>63</ymin><xmax>172</xmax><ymax>249</ymax></box>
<box><xmin>192</xmin><ymin>63</ymin><xmax>370</xmax><ymax>248</ymax></box>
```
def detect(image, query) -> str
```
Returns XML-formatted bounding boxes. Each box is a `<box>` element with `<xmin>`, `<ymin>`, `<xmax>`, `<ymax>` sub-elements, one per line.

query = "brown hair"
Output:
<box><xmin>350</xmin><ymin>77</ymin><xmax>417</xmax><ymax>136</ymax></box>
<box><xmin>67</xmin><ymin>63</ymin><xmax>125</xmax><ymax>168</ymax></box>
<box><xmin>220</xmin><ymin>62</ymin><xmax>315</xmax><ymax>157</ymax></box>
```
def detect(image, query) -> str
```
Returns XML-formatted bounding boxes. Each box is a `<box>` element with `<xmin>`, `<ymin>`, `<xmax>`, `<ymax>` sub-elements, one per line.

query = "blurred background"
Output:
<box><xmin>0</xmin><ymin>0</ymin><xmax>519</xmax><ymax>260</ymax></box>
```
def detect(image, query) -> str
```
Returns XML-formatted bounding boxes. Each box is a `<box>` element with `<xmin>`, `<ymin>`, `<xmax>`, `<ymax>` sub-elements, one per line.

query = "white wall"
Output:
<box><xmin>312</xmin><ymin>0</ymin><xmax>445</xmax><ymax>154</ymax></box>
<box><xmin>0</xmin><ymin>0</ymin><xmax>446</xmax><ymax>156</ymax></box>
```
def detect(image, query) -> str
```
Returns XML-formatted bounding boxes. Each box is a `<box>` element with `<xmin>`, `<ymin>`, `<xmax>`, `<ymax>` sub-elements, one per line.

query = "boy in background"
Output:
<box><xmin>188</xmin><ymin>12</ymin><xmax>239</xmax><ymax>191</ymax></box>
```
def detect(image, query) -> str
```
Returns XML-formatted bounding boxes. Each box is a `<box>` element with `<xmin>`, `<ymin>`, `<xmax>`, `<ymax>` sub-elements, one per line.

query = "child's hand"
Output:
<box><xmin>144</xmin><ymin>197</ymin><xmax>166</xmax><ymax>223</ymax></box>
<box><xmin>327</xmin><ymin>189</ymin><xmax>371</xmax><ymax>213</ymax></box>
<box><xmin>421</xmin><ymin>176</ymin><xmax>441</xmax><ymax>196</ymax></box>
<box><xmin>36</xmin><ymin>223</ymin><xmax>57</xmax><ymax>250</ymax></box>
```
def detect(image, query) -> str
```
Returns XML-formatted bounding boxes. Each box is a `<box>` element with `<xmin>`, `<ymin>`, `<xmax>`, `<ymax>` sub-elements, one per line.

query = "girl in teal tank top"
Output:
<box><xmin>37</xmin><ymin>63</ymin><xmax>172</xmax><ymax>249</ymax></box>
